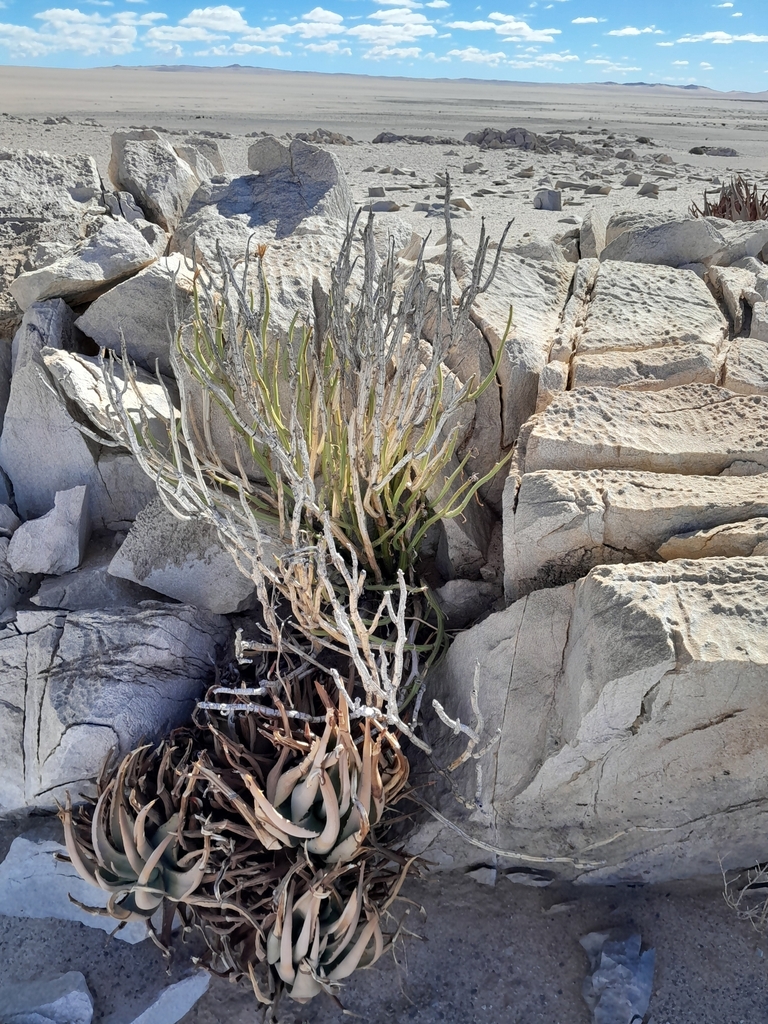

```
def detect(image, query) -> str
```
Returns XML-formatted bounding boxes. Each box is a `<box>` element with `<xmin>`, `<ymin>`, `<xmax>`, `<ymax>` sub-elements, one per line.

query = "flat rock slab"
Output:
<box><xmin>420</xmin><ymin>556</ymin><xmax>768</xmax><ymax>884</ymax></box>
<box><xmin>0</xmin><ymin>604</ymin><xmax>229</xmax><ymax>811</ymax></box>
<box><xmin>0</xmin><ymin>149</ymin><xmax>102</xmax><ymax>338</ymax></box>
<box><xmin>0</xmin><ymin>836</ymin><xmax>148</xmax><ymax>943</ymax></box>
<box><xmin>10</xmin><ymin>218</ymin><xmax>157</xmax><ymax>312</ymax></box>
<box><xmin>570</xmin><ymin>261</ymin><xmax>726</xmax><ymax>390</ymax></box>
<box><xmin>522</xmin><ymin>384</ymin><xmax>768</xmax><ymax>476</ymax></box>
<box><xmin>108</xmin><ymin>499</ymin><xmax>259</xmax><ymax>615</ymax></box>
<box><xmin>504</xmin><ymin>468</ymin><xmax>768</xmax><ymax>600</ymax></box>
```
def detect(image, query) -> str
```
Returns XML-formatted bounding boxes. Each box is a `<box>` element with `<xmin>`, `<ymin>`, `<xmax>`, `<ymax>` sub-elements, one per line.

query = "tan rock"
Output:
<box><xmin>723</xmin><ymin>338</ymin><xmax>768</xmax><ymax>395</ymax></box>
<box><xmin>419</xmin><ymin>557</ymin><xmax>768</xmax><ymax>883</ymax></box>
<box><xmin>522</xmin><ymin>385</ymin><xmax>768</xmax><ymax>476</ymax></box>
<box><xmin>657</xmin><ymin>516</ymin><xmax>768</xmax><ymax>559</ymax></box>
<box><xmin>504</xmin><ymin>468</ymin><xmax>768</xmax><ymax>600</ymax></box>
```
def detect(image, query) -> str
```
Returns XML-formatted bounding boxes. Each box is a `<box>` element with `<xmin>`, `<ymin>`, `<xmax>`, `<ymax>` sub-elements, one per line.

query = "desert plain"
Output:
<box><xmin>1</xmin><ymin>65</ymin><xmax>768</xmax><ymax>1023</ymax></box>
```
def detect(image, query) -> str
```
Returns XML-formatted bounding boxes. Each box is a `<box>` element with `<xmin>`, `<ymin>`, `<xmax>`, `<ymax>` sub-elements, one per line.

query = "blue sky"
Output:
<box><xmin>0</xmin><ymin>1</ymin><xmax>766</xmax><ymax>91</ymax></box>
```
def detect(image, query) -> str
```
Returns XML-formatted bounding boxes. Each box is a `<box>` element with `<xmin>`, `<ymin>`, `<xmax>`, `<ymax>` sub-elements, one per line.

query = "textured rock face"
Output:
<box><xmin>76</xmin><ymin>253</ymin><xmax>196</xmax><ymax>376</ymax></box>
<box><xmin>109</xmin><ymin>129</ymin><xmax>200</xmax><ymax>233</ymax></box>
<box><xmin>419</xmin><ymin>557</ymin><xmax>768</xmax><ymax>884</ymax></box>
<box><xmin>108</xmin><ymin>498</ymin><xmax>259</xmax><ymax>615</ymax></box>
<box><xmin>521</xmin><ymin>385</ymin><xmax>768</xmax><ymax>476</ymax></box>
<box><xmin>505</xmin><ymin>469</ymin><xmax>768</xmax><ymax>599</ymax></box>
<box><xmin>0</xmin><ymin>149</ymin><xmax>102</xmax><ymax>338</ymax></box>
<box><xmin>600</xmin><ymin>217</ymin><xmax>724</xmax><ymax>267</ymax></box>
<box><xmin>0</xmin><ymin>603</ymin><xmax>229</xmax><ymax>812</ymax></box>
<box><xmin>9</xmin><ymin>218</ymin><xmax>157</xmax><ymax>312</ymax></box>
<box><xmin>569</xmin><ymin>262</ymin><xmax>726</xmax><ymax>391</ymax></box>
<box><xmin>471</xmin><ymin>250</ymin><xmax>575</xmax><ymax>446</ymax></box>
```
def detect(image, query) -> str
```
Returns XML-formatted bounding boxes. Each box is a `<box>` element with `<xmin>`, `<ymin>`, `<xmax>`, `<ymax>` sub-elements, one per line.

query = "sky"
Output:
<box><xmin>0</xmin><ymin>1</ymin><xmax>767</xmax><ymax>92</ymax></box>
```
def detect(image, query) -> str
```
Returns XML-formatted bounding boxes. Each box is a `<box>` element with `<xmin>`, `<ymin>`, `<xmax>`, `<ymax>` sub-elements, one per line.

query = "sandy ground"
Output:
<box><xmin>1</xmin><ymin>67</ymin><xmax>768</xmax><ymax>1022</ymax></box>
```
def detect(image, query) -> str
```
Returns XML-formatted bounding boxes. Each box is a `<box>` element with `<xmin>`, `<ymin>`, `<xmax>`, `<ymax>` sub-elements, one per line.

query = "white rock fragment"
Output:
<box><xmin>8</xmin><ymin>485</ymin><xmax>90</xmax><ymax>576</ymax></box>
<box><xmin>124</xmin><ymin>974</ymin><xmax>211</xmax><ymax>1024</ymax></box>
<box><xmin>0</xmin><ymin>836</ymin><xmax>149</xmax><ymax>943</ymax></box>
<box><xmin>76</xmin><ymin>253</ymin><xmax>196</xmax><ymax>376</ymax></box>
<box><xmin>0</xmin><ymin>971</ymin><xmax>94</xmax><ymax>1024</ymax></box>
<box><xmin>9</xmin><ymin>219</ymin><xmax>157</xmax><ymax>312</ymax></box>
<box><xmin>533</xmin><ymin>189</ymin><xmax>561</xmax><ymax>211</ymax></box>
<box><xmin>110</xmin><ymin>129</ymin><xmax>200</xmax><ymax>233</ymax></box>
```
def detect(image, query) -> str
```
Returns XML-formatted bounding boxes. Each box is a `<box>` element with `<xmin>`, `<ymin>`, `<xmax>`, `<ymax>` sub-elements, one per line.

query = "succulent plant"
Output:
<box><xmin>58</xmin><ymin>741</ymin><xmax>209</xmax><ymax>939</ymax></box>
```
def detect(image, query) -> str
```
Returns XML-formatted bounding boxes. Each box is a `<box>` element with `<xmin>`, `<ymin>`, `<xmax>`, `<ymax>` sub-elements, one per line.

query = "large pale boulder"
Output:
<box><xmin>0</xmin><ymin>149</ymin><xmax>102</xmax><ymax>338</ymax></box>
<box><xmin>0</xmin><ymin>299</ymin><xmax>97</xmax><ymax>520</ymax></box>
<box><xmin>504</xmin><ymin>469</ymin><xmax>768</xmax><ymax>599</ymax></box>
<box><xmin>520</xmin><ymin>385</ymin><xmax>768</xmax><ymax>476</ymax></box>
<box><xmin>171</xmin><ymin>137</ymin><xmax>353</xmax><ymax>344</ymax></box>
<box><xmin>32</xmin><ymin>541</ymin><xmax>161</xmax><ymax>611</ymax></box>
<box><xmin>108</xmin><ymin>499</ymin><xmax>259</xmax><ymax>615</ymax></box>
<box><xmin>0</xmin><ymin>603</ymin><xmax>229</xmax><ymax>811</ymax></box>
<box><xmin>600</xmin><ymin>217</ymin><xmax>723</xmax><ymax>268</ymax></box>
<box><xmin>76</xmin><ymin>253</ymin><xmax>196</xmax><ymax>376</ymax></box>
<box><xmin>109</xmin><ymin>129</ymin><xmax>200</xmax><ymax>233</ymax></box>
<box><xmin>9</xmin><ymin>218</ymin><xmax>157</xmax><ymax>312</ymax></box>
<box><xmin>417</xmin><ymin>557</ymin><xmax>768</xmax><ymax>883</ymax></box>
<box><xmin>579</xmin><ymin>207</ymin><xmax>607</xmax><ymax>259</ymax></box>
<box><xmin>471</xmin><ymin>248</ymin><xmax>575</xmax><ymax>446</ymax></box>
<box><xmin>8</xmin><ymin>485</ymin><xmax>90</xmax><ymax>576</ymax></box>
<box><xmin>569</xmin><ymin>261</ymin><xmax>726</xmax><ymax>391</ymax></box>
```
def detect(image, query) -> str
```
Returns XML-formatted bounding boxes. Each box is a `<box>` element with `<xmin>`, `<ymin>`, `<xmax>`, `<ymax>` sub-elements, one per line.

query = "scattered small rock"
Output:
<box><xmin>534</xmin><ymin>189</ymin><xmax>562</xmax><ymax>211</ymax></box>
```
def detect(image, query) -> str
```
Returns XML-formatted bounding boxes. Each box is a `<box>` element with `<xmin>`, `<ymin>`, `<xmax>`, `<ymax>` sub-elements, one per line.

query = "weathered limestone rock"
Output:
<box><xmin>108</xmin><ymin>499</ymin><xmax>259</xmax><ymax>615</ymax></box>
<box><xmin>122</xmin><ymin>974</ymin><xmax>211</xmax><ymax>1024</ymax></box>
<box><xmin>569</xmin><ymin>262</ymin><xmax>726</xmax><ymax>390</ymax></box>
<box><xmin>710</xmin><ymin>218</ymin><xmax>768</xmax><ymax>267</ymax></box>
<box><xmin>0</xmin><ymin>538</ymin><xmax>36</xmax><ymax>613</ymax></box>
<box><xmin>723</xmin><ymin>338</ymin><xmax>768</xmax><ymax>395</ymax></box>
<box><xmin>600</xmin><ymin>217</ymin><xmax>723</xmax><ymax>268</ymax></box>
<box><xmin>109</xmin><ymin>130</ymin><xmax>200</xmax><ymax>233</ymax></box>
<box><xmin>0</xmin><ymin>300</ymin><xmax>99</xmax><ymax>520</ymax></box>
<box><xmin>174</xmin><ymin>136</ymin><xmax>225</xmax><ymax>178</ymax></box>
<box><xmin>42</xmin><ymin>347</ymin><xmax>175</xmax><ymax>446</ymax></box>
<box><xmin>171</xmin><ymin>138</ymin><xmax>353</xmax><ymax>344</ymax></box>
<box><xmin>657</xmin><ymin>516</ymin><xmax>768</xmax><ymax>560</ymax></box>
<box><xmin>0</xmin><ymin>149</ymin><xmax>102</xmax><ymax>338</ymax></box>
<box><xmin>89</xmin><ymin>453</ymin><xmax>158</xmax><ymax>533</ymax></box>
<box><xmin>605</xmin><ymin>210</ymin><xmax>670</xmax><ymax>246</ymax></box>
<box><xmin>418</xmin><ymin>557</ymin><xmax>768</xmax><ymax>883</ymax></box>
<box><xmin>0</xmin><ymin>971</ymin><xmax>93</xmax><ymax>1024</ymax></box>
<box><xmin>751</xmin><ymin>301</ymin><xmax>768</xmax><ymax>341</ymax></box>
<box><xmin>0</xmin><ymin>337</ymin><xmax>11</xmax><ymax>432</ymax></box>
<box><xmin>8</xmin><ymin>486</ymin><xmax>90</xmax><ymax>576</ymax></box>
<box><xmin>708</xmin><ymin>264</ymin><xmax>757</xmax><ymax>334</ymax></box>
<box><xmin>76</xmin><ymin>254</ymin><xmax>196</xmax><ymax>376</ymax></box>
<box><xmin>9</xmin><ymin>218</ymin><xmax>157</xmax><ymax>312</ymax></box>
<box><xmin>0</xmin><ymin>603</ymin><xmax>229</xmax><ymax>811</ymax></box>
<box><xmin>0</xmin><ymin>835</ymin><xmax>149</xmax><ymax>942</ymax></box>
<box><xmin>504</xmin><ymin>469</ymin><xmax>768</xmax><ymax>600</ymax></box>
<box><xmin>471</xmin><ymin>250</ymin><xmax>575</xmax><ymax>446</ymax></box>
<box><xmin>579</xmin><ymin>207</ymin><xmax>607</xmax><ymax>259</ymax></box>
<box><xmin>32</xmin><ymin>541</ymin><xmax>161</xmax><ymax>610</ymax></box>
<box><xmin>520</xmin><ymin>385</ymin><xmax>768</xmax><ymax>476</ymax></box>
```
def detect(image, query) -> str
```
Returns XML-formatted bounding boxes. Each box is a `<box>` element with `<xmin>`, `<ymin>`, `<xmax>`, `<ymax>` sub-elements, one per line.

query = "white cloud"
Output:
<box><xmin>303</xmin><ymin>39</ymin><xmax>352</xmax><ymax>53</ymax></box>
<box><xmin>572</xmin><ymin>17</ymin><xmax>599</xmax><ymax>24</ymax></box>
<box><xmin>447</xmin><ymin>45</ymin><xmax>506</xmax><ymax>64</ymax></box>
<box><xmin>701</xmin><ymin>61</ymin><xmax>713</xmax><ymax>67</ymax></box>
<box><xmin>291</xmin><ymin>8</ymin><xmax>345</xmax><ymax>39</ymax></box>
<box><xmin>425</xmin><ymin>0</ymin><xmax>450</xmax><ymax>6</ymax></box>
<box><xmin>196</xmin><ymin>42</ymin><xmax>290</xmax><ymax>55</ymax></box>
<box><xmin>656</xmin><ymin>41</ymin><xmax>674</xmax><ymax>46</ymax></box>
<box><xmin>362</xmin><ymin>43</ymin><xmax>422</xmax><ymax>58</ymax></box>
<box><xmin>714</xmin><ymin>2</ymin><xmax>733</xmax><ymax>6</ymax></box>
<box><xmin>447</xmin><ymin>13</ymin><xmax>560</xmax><ymax>43</ymax></box>
<box><xmin>677</xmin><ymin>30</ymin><xmax>768</xmax><ymax>43</ymax></box>
<box><xmin>179</xmin><ymin>5</ymin><xmax>249</xmax><ymax>33</ymax></box>
<box><xmin>373</xmin><ymin>0</ymin><xmax>423</xmax><ymax>7</ymax></box>
<box><xmin>124</xmin><ymin>0</ymin><xmax>148</xmax><ymax>4</ymax></box>
<box><xmin>585</xmin><ymin>57</ymin><xmax>610</xmax><ymax>63</ymax></box>
<box><xmin>732</xmin><ymin>11</ymin><xmax>743</xmax><ymax>15</ymax></box>
<box><xmin>672</xmin><ymin>59</ymin><xmax>688</xmax><ymax>64</ymax></box>
<box><xmin>1</xmin><ymin>7</ymin><xmax>142</xmax><ymax>56</ymax></box>
<box><xmin>607</xmin><ymin>25</ymin><xmax>663</xmax><ymax>36</ymax></box>
<box><xmin>349</xmin><ymin>7</ymin><xmax>436</xmax><ymax>45</ymax></box>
